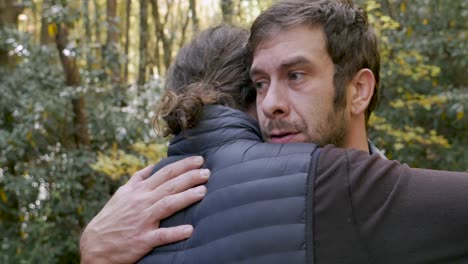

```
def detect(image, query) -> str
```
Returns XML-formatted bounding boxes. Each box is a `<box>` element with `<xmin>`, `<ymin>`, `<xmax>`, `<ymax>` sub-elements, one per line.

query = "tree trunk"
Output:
<box><xmin>40</xmin><ymin>0</ymin><xmax>54</xmax><ymax>45</ymax></box>
<box><xmin>137</xmin><ymin>0</ymin><xmax>148</xmax><ymax>86</ymax></box>
<box><xmin>55</xmin><ymin>24</ymin><xmax>90</xmax><ymax>146</ymax></box>
<box><xmin>149</xmin><ymin>0</ymin><xmax>162</xmax><ymax>74</ymax></box>
<box><xmin>189</xmin><ymin>0</ymin><xmax>199</xmax><ymax>33</ymax></box>
<box><xmin>93</xmin><ymin>0</ymin><xmax>102</xmax><ymax>45</ymax></box>
<box><xmin>178</xmin><ymin>2</ymin><xmax>191</xmax><ymax>50</ymax></box>
<box><xmin>82</xmin><ymin>0</ymin><xmax>92</xmax><ymax>75</ymax></box>
<box><xmin>123</xmin><ymin>0</ymin><xmax>131</xmax><ymax>83</ymax></box>
<box><xmin>93</xmin><ymin>0</ymin><xmax>102</xmax><ymax>78</ymax></box>
<box><xmin>0</xmin><ymin>0</ymin><xmax>22</xmax><ymax>67</ymax></box>
<box><xmin>155</xmin><ymin>38</ymin><xmax>162</xmax><ymax>76</ymax></box>
<box><xmin>0</xmin><ymin>0</ymin><xmax>21</xmax><ymax>26</ymax></box>
<box><xmin>105</xmin><ymin>0</ymin><xmax>121</xmax><ymax>84</ymax></box>
<box><xmin>149</xmin><ymin>0</ymin><xmax>176</xmax><ymax>74</ymax></box>
<box><xmin>221</xmin><ymin>0</ymin><xmax>234</xmax><ymax>24</ymax></box>
<box><xmin>160</xmin><ymin>33</ymin><xmax>171</xmax><ymax>73</ymax></box>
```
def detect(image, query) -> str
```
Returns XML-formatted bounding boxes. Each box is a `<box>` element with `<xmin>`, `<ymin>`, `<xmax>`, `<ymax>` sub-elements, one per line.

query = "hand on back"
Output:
<box><xmin>80</xmin><ymin>156</ymin><xmax>210</xmax><ymax>264</ymax></box>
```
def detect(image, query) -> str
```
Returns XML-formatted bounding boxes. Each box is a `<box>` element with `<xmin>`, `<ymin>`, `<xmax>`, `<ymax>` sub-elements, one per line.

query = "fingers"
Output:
<box><xmin>145</xmin><ymin>225</ymin><xmax>194</xmax><ymax>248</ymax></box>
<box><xmin>145</xmin><ymin>156</ymin><xmax>204</xmax><ymax>190</ymax></box>
<box><xmin>151</xmin><ymin>168</ymin><xmax>210</xmax><ymax>202</ymax></box>
<box><xmin>150</xmin><ymin>185</ymin><xmax>207</xmax><ymax>220</ymax></box>
<box><xmin>143</xmin><ymin>186</ymin><xmax>205</xmax><ymax>247</ymax></box>
<box><xmin>128</xmin><ymin>164</ymin><xmax>155</xmax><ymax>185</ymax></box>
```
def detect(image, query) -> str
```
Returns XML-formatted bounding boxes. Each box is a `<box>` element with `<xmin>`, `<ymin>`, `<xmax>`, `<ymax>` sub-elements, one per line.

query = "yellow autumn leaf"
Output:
<box><xmin>131</xmin><ymin>142</ymin><xmax>167</xmax><ymax>163</ymax></box>
<box><xmin>419</xmin><ymin>99</ymin><xmax>432</xmax><ymax>111</ymax></box>
<box><xmin>390</xmin><ymin>99</ymin><xmax>405</xmax><ymax>109</ymax></box>
<box><xmin>368</xmin><ymin>114</ymin><xmax>386</xmax><ymax>126</ymax></box>
<box><xmin>91</xmin><ymin>148</ymin><xmax>146</xmax><ymax>180</ymax></box>
<box><xmin>406</xmin><ymin>26</ymin><xmax>413</xmax><ymax>37</ymax></box>
<box><xmin>394</xmin><ymin>143</ymin><xmax>404</xmax><ymax>151</ymax></box>
<box><xmin>0</xmin><ymin>188</ymin><xmax>7</xmax><ymax>203</ymax></box>
<box><xmin>400</xmin><ymin>2</ymin><xmax>406</xmax><ymax>13</ymax></box>
<box><xmin>414</xmin><ymin>127</ymin><xmax>425</xmax><ymax>133</ymax></box>
<box><xmin>422</xmin><ymin>18</ymin><xmax>429</xmax><ymax>25</ymax></box>
<box><xmin>457</xmin><ymin>111</ymin><xmax>464</xmax><ymax>120</ymax></box>
<box><xmin>48</xmin><ymin>23</ymin><xmax>57</xmax><ymax>37</ymax></box>
<box><xmin>372</xmin><ymin>117</ymin><xmax>450</xmax><ymax>148</ymax></box>
<box><xmin>365</xmin><ymin>1</ymin><xmax>380</xmax><ymax>12</ymax></box>
<box><xmin>20</xmin><ymin>231</ymin><xmax>27</xmax><ymax>239</ymax></box>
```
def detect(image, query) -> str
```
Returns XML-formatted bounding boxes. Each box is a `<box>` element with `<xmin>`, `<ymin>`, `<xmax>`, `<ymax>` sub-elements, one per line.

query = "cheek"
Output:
<box><xmin>294</xmin><ymin>98</ymin><xmax>326</xmax><ymax>129</ymax></box>
<box><xmin>290</xmin><ymin>92</ymin><xmax>315</xmax><ymax>117</ymax></box>
<box><xmin>256</xmin><ymin>93</ymin><xmax>262</xmax><ymax>105</ymax></box>
<box><xmin>255</xmin><ymin>103</ymin><xmax>266</xmax><ymax>123</ymax></box>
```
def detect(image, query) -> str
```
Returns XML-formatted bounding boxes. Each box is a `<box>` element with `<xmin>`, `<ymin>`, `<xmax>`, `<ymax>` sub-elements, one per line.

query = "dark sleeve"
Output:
<box><xmin>313</xmin><ymin>146</ymin><xmax>371</xmax><ymax>264</ymax></box>
<box><xmin>315</xmin><ymin>145</ymin><xmax>468</xmax><ymax>264</ymax></box>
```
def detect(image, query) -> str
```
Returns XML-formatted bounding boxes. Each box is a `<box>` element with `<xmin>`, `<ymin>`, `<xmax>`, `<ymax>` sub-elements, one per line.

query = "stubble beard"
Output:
<box><xmin>260</xmin><ymin>106</ymin><xmax>349</xmax><ymax>147</ymax></box>
<box><xmin>261</xmin><ymin>108</ymin><xmax>349</xmax><ymax>147</ymax></box>
<box><xmin>269</xmin><ymin>106</ymin><xmax>348</xmax><ymax>147</ymax></box>
<box><xmin>314</xmin><ymin>106</ymin><xmax>349</xmax><ymax>147</ymax></box>
<box><xmin>261</xmin><ymin>119</ymin><xmax>310</xmax><ymax>143</ymax></box>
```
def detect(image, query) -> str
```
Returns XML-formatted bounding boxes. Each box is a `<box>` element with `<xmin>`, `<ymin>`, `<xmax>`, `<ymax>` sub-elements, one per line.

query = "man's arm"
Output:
<box><xmin>314</xmin><ymin>145</ymin><xmax>468</xmax><ymax>263</ymax></box>
<box><xmin>346</xmin><ymin>149</ymin><xmax>468</xmax><ymax>263</ymax></box>
<box><xmin>80</xmin><ymin>156</ymin><xmax>210</xmax><ymax>264</ymax></box>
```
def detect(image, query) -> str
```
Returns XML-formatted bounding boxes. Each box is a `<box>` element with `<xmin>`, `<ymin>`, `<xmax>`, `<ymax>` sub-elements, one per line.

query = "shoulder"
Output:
<box><xmin>151</xmin><ymin>155</ymin><xmax>191</xmax><ymax>175</ymax></box>
<box><xmin>202</xmin><ymin>141</ymin><xmax>319</xmax><ymax>175</ymax></box>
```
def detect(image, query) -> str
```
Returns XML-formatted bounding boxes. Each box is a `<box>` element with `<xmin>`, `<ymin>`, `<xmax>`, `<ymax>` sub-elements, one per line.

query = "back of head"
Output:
<box><xmin>157</xmin><ymin>25</ymin><xmax>255</xmax><ymax>136</ymax></box>
<box><xmin>247</xmin><ymin>0</ymin><xmax>380</xmax><ymax>124</ymax></box>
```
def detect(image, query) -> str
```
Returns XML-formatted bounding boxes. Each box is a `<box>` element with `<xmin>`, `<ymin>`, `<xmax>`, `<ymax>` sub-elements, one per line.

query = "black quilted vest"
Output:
<box><xmin>139</xmin><ymin>105</ymin><xmax>320</xmax><ymax>264</ymax></box>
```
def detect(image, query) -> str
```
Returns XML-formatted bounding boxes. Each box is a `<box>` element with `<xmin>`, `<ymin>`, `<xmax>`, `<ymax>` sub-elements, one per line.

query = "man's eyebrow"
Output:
<box><xmin>249</xmin><ymin>67</ymin><xmax>264</xmax><ymax>78</ymax></box>
<box><xmin>250</xmin><ymin>56</ymin><xmax>313</xmax><ymax>78</ymax></box>
<box><xmin>280</xmin><ymin>56</ymin><xmax>312</xmax><ymax>69</ymax></box>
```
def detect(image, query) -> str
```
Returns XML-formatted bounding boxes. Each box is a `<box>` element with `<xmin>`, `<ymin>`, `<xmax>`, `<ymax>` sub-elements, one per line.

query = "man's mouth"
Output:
<box><xmin>268</xmin><ymin>132</ymin><xmax>299</xmax><ymax>144</ymax></box>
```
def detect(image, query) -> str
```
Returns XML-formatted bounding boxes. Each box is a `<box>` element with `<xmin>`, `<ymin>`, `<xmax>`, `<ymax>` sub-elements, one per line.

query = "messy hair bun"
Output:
<box><xmin>156</xmin><ymin>83</ymin><xmax>217</xmax><ymax>136</ymax></box>
<box><xmin>155</xmin><ymin>25</ymin><xmax>255</xmax><ymax>136</ymax></box>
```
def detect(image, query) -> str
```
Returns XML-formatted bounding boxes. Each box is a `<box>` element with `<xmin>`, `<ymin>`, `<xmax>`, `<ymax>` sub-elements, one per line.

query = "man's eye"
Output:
<box><xmin>254</xmin><ymin>81</ymin><xmax>266</xmax><ymax>89</ymax></box>
<box><xmin>289</xmin><ymin>72</ymin><xmax>304</xmax><ymax>81</ymax></box>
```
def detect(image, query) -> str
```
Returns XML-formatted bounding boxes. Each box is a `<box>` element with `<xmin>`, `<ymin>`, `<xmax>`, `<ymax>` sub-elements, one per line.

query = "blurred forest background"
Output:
<box><xmin>0</xmin><ymin>0</ymin><xmax>466</xmax><ymax>262</ymax></box>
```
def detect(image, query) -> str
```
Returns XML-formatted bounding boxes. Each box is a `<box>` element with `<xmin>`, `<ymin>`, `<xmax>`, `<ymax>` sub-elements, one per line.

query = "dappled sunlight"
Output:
<box><xmin>0</xmin><ymin>0</ymin><xmax>466</xmax><ymax>262</ymax></box>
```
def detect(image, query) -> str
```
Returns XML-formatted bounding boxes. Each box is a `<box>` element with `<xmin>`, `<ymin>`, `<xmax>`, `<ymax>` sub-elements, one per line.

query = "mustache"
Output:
<box><xmin>261</xmin><ymin>120</ymin><xmax>304</xmax><ymax>138</ymax></box>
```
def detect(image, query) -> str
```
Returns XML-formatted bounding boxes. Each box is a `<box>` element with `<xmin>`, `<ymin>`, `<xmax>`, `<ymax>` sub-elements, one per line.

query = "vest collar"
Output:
<box><xmin>168</xmin><ymin>105</ymin><xmax>262</xmax><ymax>156</ymax></box>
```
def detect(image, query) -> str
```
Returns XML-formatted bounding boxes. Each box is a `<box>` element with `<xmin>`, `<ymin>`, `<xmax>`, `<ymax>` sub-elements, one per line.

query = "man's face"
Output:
<box><xmin>250</xmin><ymin>25</ymin><xmax>349</xmax><ymax>147</ymax></box>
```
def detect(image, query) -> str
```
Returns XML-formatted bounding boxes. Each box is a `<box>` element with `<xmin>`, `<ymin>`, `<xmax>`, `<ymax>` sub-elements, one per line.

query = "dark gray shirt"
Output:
<box><xmin>314</xmin><ymin>145</ymin><xmax>468</xmax><ymax>264</ymax></box>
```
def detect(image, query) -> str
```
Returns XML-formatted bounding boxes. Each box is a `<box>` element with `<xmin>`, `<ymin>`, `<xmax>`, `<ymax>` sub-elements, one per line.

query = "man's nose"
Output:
<box><xmin>260</xmin><ymin>81</ymin><xmax>289</xmax><ymax>119</ymax></box>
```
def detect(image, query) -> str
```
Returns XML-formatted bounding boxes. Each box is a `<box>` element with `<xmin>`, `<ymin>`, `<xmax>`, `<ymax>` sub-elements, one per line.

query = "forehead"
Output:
<box><xmin>251</xmin><ymin>25</ymin><xmax>329</xmax><ymax>69</ymax></box>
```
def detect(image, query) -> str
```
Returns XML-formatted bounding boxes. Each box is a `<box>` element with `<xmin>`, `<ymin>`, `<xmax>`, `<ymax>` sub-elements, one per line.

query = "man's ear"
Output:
<box><xmin>349</xmin><ymin>69</ymin><xmax>375</xmax><ymax>116</ymax></box>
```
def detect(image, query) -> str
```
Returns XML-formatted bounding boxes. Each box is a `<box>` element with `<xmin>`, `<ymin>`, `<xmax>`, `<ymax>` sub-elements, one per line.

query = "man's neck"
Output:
<box><xmin>344</xmin><ymin>116</ymin><xmax>369</xmax><ymax>153</ymax></box>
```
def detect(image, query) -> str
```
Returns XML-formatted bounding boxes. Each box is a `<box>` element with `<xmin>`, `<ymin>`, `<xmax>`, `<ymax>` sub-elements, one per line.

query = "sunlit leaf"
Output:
<box><xmin>48</xmin><ymin>23</ymin><xmax>57</xmax><ymax>37</ymax></box>
<box><xmin>406</xmin><ymin>26</ymin><xmax>413</xmax><ymax>37</ymax></box>
<box><xmin>400</xmin><ymin>2</ymin><xmax>406</xmax><ymax>13</ymax></box>
<box><xmin>0</xmin><ymin>188</ymin><xmax>7</xmax><ymax>203</ymax></box>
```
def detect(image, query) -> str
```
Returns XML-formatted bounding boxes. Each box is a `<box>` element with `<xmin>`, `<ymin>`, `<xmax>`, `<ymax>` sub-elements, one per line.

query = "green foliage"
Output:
<box><xmin>0</xmin><ymin>31</ymin><xmax>163</xmax><ymax>262</ymax></box>
<box><xmin>362</xmin><ymin>0</ymin><xmax>467</xmax><ymax>170</ymax></box>
<box><xmin>91</xmin><ymin>142</ymin><xmax>168</xmax><ymax>180</ymax></box>
<box><xmin>0</xmin><ymin>0</ymin><xmax>466</xmax><ymax>263</ymax></box>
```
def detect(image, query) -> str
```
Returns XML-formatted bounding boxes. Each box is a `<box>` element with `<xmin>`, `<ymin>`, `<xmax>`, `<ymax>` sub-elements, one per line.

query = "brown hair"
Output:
<box><xmin>156</xmin><ymin>25</ymin><xmax>255</xmax><ymax>136</ymax></box>
<box><xmin>247</xmin><ymin>0</ymin><xmax>380</xmax><ymax>125</ymax></box>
